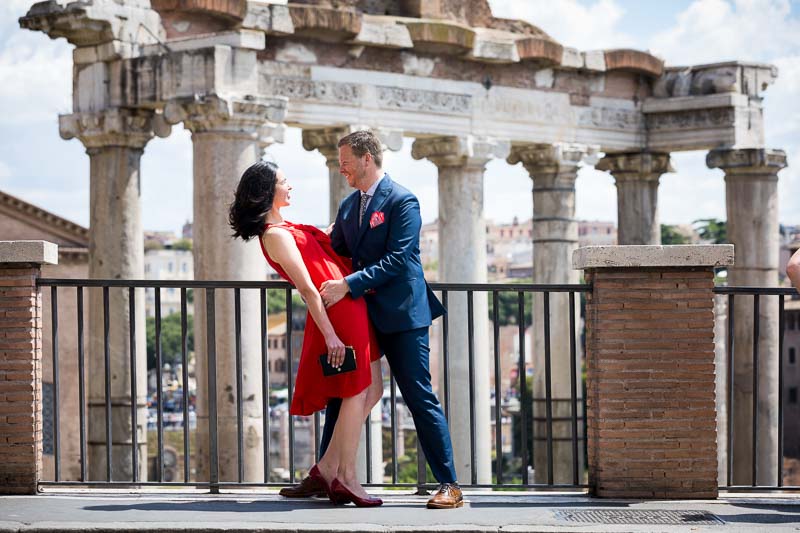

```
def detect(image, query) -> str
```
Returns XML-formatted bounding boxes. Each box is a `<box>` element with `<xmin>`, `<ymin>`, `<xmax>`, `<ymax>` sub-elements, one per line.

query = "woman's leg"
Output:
<box><xmin>363</xmin><ymin>360</ymin><xmax>383</xmax><ymax>419</ymax></box>
<box><xmin>314</xmin><ymin>362</ymin><xmax>381</xmax><ymax>491</ymax></box>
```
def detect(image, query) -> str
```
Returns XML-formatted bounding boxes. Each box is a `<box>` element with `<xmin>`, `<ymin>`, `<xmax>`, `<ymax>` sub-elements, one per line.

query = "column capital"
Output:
<box><xmin>596</xmin><ymin>152</ymin><xmax>674</xmax><ymax>182</ymax></box>
<box><xmin>706</xmin><ymin>148</ymin><xmax>787</xmax><ymax>176</ymax></box>
<box><xmin>301</xmin><ymin>126</ymin><xmax>403</xmax><ymax>160</ymax></box>
<box><xmin>164</xmin><ymin>95</ymin><xmax>287</xmax><ymax>145</ymax></box>
<box><xmin>508</xmin><ymin>143</ymin><xmax>598</xmax><ymax>178</ymax></box>
<box><xmin>59</xmin><ymin>108</ymin><xmax>170</xmax><ymax>151</ymax></box>
<box><xmin>411</xmin><ymin>135</ymin><xmax>510</xmax><ymax>169</ymax></box>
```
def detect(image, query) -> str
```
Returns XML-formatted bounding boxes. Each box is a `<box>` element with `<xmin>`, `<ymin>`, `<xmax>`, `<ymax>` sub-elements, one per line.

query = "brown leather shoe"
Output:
<box><xmin>278</xmin><ymin>472</ymin><xmax>327</xmax><ymax>498</ymax></box>
<box><xmin>426</xmin><ymin>483</ymin><xmax>463</xmax><ymax>509</ymax></box>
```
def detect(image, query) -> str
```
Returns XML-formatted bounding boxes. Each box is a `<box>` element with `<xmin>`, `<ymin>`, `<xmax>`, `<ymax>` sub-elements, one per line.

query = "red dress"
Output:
<box><xmin>259</xmin><ymin>221</ymin><xmax>381</xmax><ymax>416</ymax></box>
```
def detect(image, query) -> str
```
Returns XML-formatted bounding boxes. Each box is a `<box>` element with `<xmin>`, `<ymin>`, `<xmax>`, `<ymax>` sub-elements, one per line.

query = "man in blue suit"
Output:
<box><xmin>304</xmin><ymin>130</ymin><xmax>460</xmax><ymax>508</ymax></box>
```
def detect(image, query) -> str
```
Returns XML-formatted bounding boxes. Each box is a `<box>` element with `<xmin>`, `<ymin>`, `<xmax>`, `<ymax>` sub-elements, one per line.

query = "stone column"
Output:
<box><xmin>576</xmin><ymin>244</ymin><xmax>733</xmax><ymax>499</ymax></box>
<box><xmin>596</xmin><ymin>152</ymin><xmax>674</xmax><ymax>245</ymax></box>
<box><xmin>165</xmin><ymin>95</ymin><xmax>286</xmax><ymax>483</ymax></box>
<box><xmin>707</xmin><ymin>148</ymin><xmax>787</xmax><ymax>486</ymax></box>
<box><xmin>508</xmin><ymin>143</ymin><xmax>591</xmax><ymax>485</ymax></box>
<box><xmin>0</xmin><ymin>241</ymin><xmax>58</xmax><ymax>494</ymax></box>
<box><xmin>302</xmin><ymin>127</ymin><xmax>403</xmax><ymax>224</ymax></box>
<box><xmin>411</xmin><ymin>135</ymin><xmax>510</xmax><ymax>484</ymax></box>
<box><xmin>60</xmin><ymin>108</ymin><xmax>169</xmax><ymax>481</ymax></box>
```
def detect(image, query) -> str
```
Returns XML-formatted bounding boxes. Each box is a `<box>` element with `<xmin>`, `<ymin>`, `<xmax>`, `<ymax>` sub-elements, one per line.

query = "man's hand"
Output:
<box><xmin>324</xmin><ymin>223</ymin><xmax>335</xmax><ymax>236</ymax></box>
<box><xmin>319</xmin><ymin>279</ymin><xmax>350</xmax><ymax>308</ymax></box>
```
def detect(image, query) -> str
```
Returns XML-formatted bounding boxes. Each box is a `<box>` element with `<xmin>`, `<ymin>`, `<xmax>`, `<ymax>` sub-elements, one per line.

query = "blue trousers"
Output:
<box><xmin>318</xmin><ymin>326</ymin><xmax>457</xmax><ymax>484</ymax></box>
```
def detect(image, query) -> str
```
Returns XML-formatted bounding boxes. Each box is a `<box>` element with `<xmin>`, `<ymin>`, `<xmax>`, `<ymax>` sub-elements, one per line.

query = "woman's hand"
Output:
<box><xmin>325</xmin><ymin>334</ymin><xmax>347</xmax><ymax>368</ymax></box>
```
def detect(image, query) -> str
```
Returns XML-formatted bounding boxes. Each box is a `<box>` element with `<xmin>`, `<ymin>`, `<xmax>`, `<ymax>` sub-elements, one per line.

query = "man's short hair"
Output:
<box><xmin>338</xmin><ymin>130</ymin><xmax>383</xmax><ymax>168</ymax></box>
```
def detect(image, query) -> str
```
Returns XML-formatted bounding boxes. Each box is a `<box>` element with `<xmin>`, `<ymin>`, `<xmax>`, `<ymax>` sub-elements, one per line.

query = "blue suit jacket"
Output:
<box><xmin>330</xmin><ymin>174</ymin><xmax>445</xmax><ymax>334</ymax></box>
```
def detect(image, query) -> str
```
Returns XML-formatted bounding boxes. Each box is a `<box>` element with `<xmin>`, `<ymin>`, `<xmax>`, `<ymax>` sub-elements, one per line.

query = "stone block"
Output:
<box><xmin>351</xmin><ymin>15</ymin><xmax>413</xmax><ymax>49</ymax></box>
<box><xmin>0</xmin><ymin>242</ymin><xmax>58</xmax><ymax>266</ymax></box>
<box><xmin>573</xmin><ymin>245</ymin><xmax>734</xmax><ymax>270</ymax></box>
<box><xmin>561</xmin><ymin>47</ymin><xmax>582</xmax><ymax>69</ymax></box>
<box><xmin>583</xmin><ymin>50</ymin><xmax>606</xmax><ymax>72</ymax></box>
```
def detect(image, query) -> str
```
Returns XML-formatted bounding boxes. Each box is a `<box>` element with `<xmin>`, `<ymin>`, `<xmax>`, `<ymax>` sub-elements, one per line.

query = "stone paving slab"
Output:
<box><xmin>0</xmin><ymin>491</ymin><xmax>799</xmax><ymax>532</ymax></box>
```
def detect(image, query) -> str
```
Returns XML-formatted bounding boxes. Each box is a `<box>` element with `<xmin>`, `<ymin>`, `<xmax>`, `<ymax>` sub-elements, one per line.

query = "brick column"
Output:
<box><xmin>0</xmin><ymin>241</ymin><xmax>58</xmax><ymax>494</ymax></box>
<box><xmin>574</xmin><ymin>244</ymin><xmax>734</xmax><ymax>499</ymax></box>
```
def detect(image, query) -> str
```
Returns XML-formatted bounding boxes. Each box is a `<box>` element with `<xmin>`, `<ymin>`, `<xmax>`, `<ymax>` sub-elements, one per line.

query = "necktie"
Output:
<box><xmin>359</xmin><ymin>193</ymin><xmax>371</xmax><ymax>226</ymax></box>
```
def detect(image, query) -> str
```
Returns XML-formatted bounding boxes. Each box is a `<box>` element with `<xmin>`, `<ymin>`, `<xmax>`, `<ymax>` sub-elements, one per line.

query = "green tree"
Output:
<box><xmin>172</xmin><ymin>238</ymin><xmax>193</xmax><ymax>251</ymax></box>
<box><xmin>146</xmin><ymin>313</ymin><xmax>194</xmax><ymax>371</ymax></box>
<box><xmin>488</xmin><ymin>286</ymin><xmax>534</xmax><ymax>327</ymax></box>
<box><xmin>266</xmin><ymin>288</ymin><xmax>307</xmax><ymax>316</ymax></box>
<box><xmin>660</xmin><ymin>224</ymin><xmax>690</xmax><ymax>245</ymax></box>
<box><xmin>693</xmin><ymin>218</ymin><xmax>727</xmax><ymax>244</ymax></box>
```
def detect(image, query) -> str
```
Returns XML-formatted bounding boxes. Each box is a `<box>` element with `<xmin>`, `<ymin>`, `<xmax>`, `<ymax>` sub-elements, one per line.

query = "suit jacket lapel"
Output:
<box><xmin>354</xmin><ymin>175</ymin><xmax>393</xmax><ymax>250</ymax></box>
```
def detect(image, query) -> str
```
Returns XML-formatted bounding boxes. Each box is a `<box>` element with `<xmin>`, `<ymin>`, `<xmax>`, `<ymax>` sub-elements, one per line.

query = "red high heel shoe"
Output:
<box><xmin>308</xmin><ymin>465</ymin><xmax>348</xmax><ymax>505</ymax></box>
<box><xmin>330</xmin><ymin>478</ymin><xmax>383</xmax><ymax>507</ymax></box>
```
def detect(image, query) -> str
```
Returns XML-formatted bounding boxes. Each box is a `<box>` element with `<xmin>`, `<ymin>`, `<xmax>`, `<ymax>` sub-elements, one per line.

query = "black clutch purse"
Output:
<box><xmin>319</xmin><ymin>346</ymin><xmax>357</xmax><ymax>376</ymax></box>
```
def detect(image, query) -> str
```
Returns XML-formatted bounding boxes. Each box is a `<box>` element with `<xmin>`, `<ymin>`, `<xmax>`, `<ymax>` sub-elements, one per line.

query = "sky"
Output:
<box><xmin>0</xmin><ymin>0</ymin><xmax>798</xmax><ymax>234</ymax></box>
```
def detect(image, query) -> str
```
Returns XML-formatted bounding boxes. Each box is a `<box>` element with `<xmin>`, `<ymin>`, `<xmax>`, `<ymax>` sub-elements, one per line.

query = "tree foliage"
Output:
<box><xmin>693</xmin><ymin>218</ymin><xmax>727</xmax><ymax>244</ymax></box>
<box><xmin>660</xmin><ymin>224</ymin><xmax>690</xmax><ymax>245</ymax></box>
<box><xmin>146</xmin><ymin>313</ymin><xmax>194</xmax><ymax>371</ymax></box>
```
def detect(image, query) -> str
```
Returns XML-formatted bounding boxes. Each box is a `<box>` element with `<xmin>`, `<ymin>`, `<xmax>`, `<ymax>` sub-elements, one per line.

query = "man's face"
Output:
<box><xmin>338</xmin><ymin>144</ymin><xmax>366</xmax><ymax>189</ymax></box>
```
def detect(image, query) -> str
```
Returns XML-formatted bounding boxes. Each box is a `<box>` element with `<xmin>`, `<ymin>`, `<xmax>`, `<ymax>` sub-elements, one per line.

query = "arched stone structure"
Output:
<box><xmin>21</xmin><ymin>0</ymin><xmax>787</xmax><ymax>485</ymax></box>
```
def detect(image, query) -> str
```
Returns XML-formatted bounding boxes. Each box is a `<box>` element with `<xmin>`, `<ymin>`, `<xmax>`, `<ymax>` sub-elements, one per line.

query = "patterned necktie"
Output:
<box><xmin>359</xmin><ymin>193</ymin><xmax>371</xmax><ymax>226</ymax></box>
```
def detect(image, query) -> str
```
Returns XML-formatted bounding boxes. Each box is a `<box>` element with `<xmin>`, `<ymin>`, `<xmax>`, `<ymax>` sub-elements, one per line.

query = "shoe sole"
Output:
<box><xmin>426</xmin><ymin>500</ymin><xmax>464</xmax><ymax>509</ymax></box>
<box><xmin>279</xmin><ymin>492</ymin><xmax>327</xmax><ymax>498</ymax></box>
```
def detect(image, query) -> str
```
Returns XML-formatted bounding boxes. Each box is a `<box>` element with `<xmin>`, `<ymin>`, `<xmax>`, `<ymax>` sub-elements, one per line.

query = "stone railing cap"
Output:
<box><xmin>0</xmin><ymin>241</ymin><xmax>58</xmax><ymax>265</ymax></box>
<box><xmin>573</xmin><ymin>244</ymin><xmax>734</xmax><ymax>270</ymax></box>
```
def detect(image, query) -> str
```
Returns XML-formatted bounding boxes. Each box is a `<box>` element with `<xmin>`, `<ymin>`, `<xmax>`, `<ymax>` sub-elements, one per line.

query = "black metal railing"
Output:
<box><xmin>714</xmin><ymin>286</ymin><xmax>800</xmax><ymax>491</ymax></box>
<box><xmin>35</xmin><ymin>278</ymin><xmax>590</xmax><ymax>492</ymax></box>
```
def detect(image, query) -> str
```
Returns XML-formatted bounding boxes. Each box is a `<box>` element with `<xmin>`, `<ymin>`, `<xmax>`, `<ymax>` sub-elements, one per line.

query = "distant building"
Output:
<box><xmin>578</xmin><ymin>220</ymin><xmax>617</xmax><ymax>246</ymax></box>
<box><xmin>0</xmin><ymin>189</ymin><xmax>89</xmax><ymax>482</ymax></box>
<box><xmin>421</xmin><ymin>217</ymin><xmax>617</xmax><ymax>281</ymax></box>
<box><xmin>144</xmin><ymin>248</ymin><xmax>194</xmax><ymax>317</ymax></box>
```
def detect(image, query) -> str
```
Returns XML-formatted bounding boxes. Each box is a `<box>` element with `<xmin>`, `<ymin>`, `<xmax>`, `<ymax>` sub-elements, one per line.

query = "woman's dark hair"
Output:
<box><xmin>228</xmin><ymin>160</ymin><xmax>279</xmax><ymax>241</ymax></box>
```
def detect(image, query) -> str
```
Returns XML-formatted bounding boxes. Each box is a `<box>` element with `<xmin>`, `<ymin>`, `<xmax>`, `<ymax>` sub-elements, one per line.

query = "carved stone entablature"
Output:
<box><xmin>411</xmin><ymin>135</ymin><xmax>510</xmax><ymax>169</ymax></box>
<box><xmin>302</xmin><ymin>126</ymin><xmax>402</xmax><ymax>157</ymax></box>
<box><xmin>646</xmin><ymin>107</ymin><xmax>736</xmax><ymax>131</ymax></box>
<box><xmin>377</xmin><ymin>86</ymin><xmax>471</xmax><ymax>115</ymax></box>
<box><xmin>707</xmin><ymin>148</ymin><xmax>787</xmax><ymax>177</ymax></box>
<box><xmin>19</xmin><ymin>0</ymin><xmax>165</xmax><ymax>48</ymax></box>
<box><xmin>596</xmin><ymin>152</ymin><xmax>674</xmax><ymax>182</ymax></box>
<box><xmin>265</xmin><ymin>77</ymin><xmax>362</xmax><ymax>105</ymax></box>
<box><xmin>575</xmin><ymin>106</ymin><xmax>642</xmax><ymax>131</ymax></box>
<box><xmin>164</xmin><ymin>95</ymin><xmax>287</xmax><ymax>142</ymax></box>
<box><xmin>59</xmin><ymin>108</ymin><xmax>170</xmax><ymax>150</ymax></box>
<box><xmin>508</xmin><ymin>143</ymin><xmax>597</xmax><ymax>182</ymax></box>
<box><xmin>653</xmin><ymin>62</ymin><xmax>778</xmax><ymax>99</ymax></box>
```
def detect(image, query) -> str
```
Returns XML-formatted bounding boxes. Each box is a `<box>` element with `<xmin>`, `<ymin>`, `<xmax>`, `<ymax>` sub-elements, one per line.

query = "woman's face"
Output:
<box><xmin>272</xmin><ymin>170</ymin><xmax>292</xmax><ymax>209</ymax></box>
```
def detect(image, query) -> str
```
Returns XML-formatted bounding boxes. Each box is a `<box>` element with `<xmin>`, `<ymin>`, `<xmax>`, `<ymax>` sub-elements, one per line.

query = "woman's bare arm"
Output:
<box><xmin>262</xmin><ymin>228</ymin><xmax>346</xmax><ymax>367</ymax></box>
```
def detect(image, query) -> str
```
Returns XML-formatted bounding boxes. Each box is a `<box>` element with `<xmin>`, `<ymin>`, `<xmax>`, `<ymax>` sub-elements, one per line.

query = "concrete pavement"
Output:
<box><xmin>1</xmin><ymin>490</ymin><xmax>799</xmax><ymax>532</ymax></box>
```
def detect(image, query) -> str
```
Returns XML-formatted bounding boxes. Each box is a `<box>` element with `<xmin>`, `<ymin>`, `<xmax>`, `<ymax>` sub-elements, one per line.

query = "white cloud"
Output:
<box><xmin>0</xmin><ymin>4</ymin><xmax>72</xmax><ymax>124</ymax></box>
<box><xmin>648</xmin><ymin>0</ymin><xmax>800</xmax><ymax>65</ymax></box>
<box><xmin>0</xmin><ymin>160</ymin><xmax>11</xmax><ymax>179</ymax></box>
<box><xmin>488</xmin><ymin>0</ymin><xmax>635</xmax><ymax>50</ymax></box>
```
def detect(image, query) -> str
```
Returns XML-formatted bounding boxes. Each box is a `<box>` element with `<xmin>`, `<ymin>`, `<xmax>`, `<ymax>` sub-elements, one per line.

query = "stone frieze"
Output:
<box><xmin>645</xmin><ymin>108</ymin><xmax>736</xmax><ymax>131</ymax></box>
<box><xmin>376</xmin><ymin>86</ymin><xmax>471</xmax><ymax>114</ymax></box>
<box><xmin>264</xmin><ymin>77</ymin><xmax>362</xmax><ymax>104</ymax></box>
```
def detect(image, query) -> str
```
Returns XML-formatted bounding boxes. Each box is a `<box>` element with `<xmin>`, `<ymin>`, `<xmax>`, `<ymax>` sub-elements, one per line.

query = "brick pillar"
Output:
<box><xmin>0</xmin><ymin>241</ymin><xmax>58</xmax><ymax>494</ymax></box>
<box><xmin>574</xmin><ymin>244</ymin><xmax>734</xmax><ymax>499</ymax></box>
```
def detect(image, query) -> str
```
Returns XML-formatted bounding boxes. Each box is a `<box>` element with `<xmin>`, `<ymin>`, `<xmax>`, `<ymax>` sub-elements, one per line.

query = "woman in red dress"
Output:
<box><xmin>229</xmin><ymin>160</ymin><xmax>383</xmax><ymax>506</ymax></box>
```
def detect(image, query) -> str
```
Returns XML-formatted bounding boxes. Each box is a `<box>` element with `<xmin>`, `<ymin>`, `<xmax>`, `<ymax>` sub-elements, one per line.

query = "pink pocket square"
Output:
<box><xmin>369</xmin><ymin>211</ymin><xmax>385</xmax><ymax>229</ymax></box>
